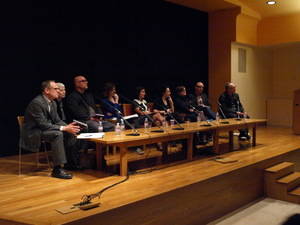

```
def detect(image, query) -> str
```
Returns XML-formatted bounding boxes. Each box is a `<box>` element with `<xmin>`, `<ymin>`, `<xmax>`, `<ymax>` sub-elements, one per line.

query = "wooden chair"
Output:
<box><xmin>122</xmin><ymin>104</ymin><xmax>134</xmax><ymax>116</ymax></box>
<box><xmin>17</xmin><ymin>116</ymin><xmax>51</xmax><ymax>175</ymax></box>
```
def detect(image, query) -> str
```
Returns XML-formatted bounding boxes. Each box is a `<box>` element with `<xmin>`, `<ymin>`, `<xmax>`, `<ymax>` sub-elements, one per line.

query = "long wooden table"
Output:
<box><xmin>92</xmin><ymin>119</ymin><xmax>266</xmax><ymax>176</ymax></box>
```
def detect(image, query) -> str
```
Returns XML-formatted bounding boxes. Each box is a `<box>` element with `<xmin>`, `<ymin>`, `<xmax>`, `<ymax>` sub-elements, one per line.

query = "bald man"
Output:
<box><xmin>66</xmin><ymin>75</ymin><xmax>114</xmax><ymax>132</ymax></box>
<box><xmin>218</xmin><ymin>82</ymin><xmax>250</xmax><ymax>140</ymax></box>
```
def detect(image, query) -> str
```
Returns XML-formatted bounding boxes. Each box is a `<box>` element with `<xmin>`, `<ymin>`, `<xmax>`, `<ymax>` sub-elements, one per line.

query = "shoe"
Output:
<box><xmin>239</xmin><ymin>136</ymin><xmax>247</xmax><ymax>141</ymax></box>
<box><xmin>136</xmin><ymin>148</ymin><xmax>144</xmax><ymax>155</ymax></box>
<box><xmin>51</xmin><ymin>168</ymin><xmax>73</xmax><ymax>179</ymax></box>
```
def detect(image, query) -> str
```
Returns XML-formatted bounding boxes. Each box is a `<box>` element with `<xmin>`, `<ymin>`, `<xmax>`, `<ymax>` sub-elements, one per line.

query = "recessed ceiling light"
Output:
<box><xmin>266</xmin><ymin>1</ymin><xmax>276</xmax><ymax>5</ymax></box>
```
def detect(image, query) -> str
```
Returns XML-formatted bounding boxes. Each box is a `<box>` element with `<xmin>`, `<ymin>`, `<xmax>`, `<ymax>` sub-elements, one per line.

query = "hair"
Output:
<box><xmin>73</xmin><ymin>74</ymin><xmax>87</xmax><ymax>84</ymax></box>
<box><xmin>103</xmin><ymin>82</ymin><xmax>116</xmax><ymax>97</ymax></box>
<box><xmin>175</xmin><ymin>86</ymin><xmax>186</xmax><ymax>95</ymax></box>
<box><xmin>41</xmin><ymin>80</ymin><xmax>55</xmax><ymax>93</ymax></box>
<box><xmin>136</xmin><ymin>86</ymin><xmax>145</xmax><ymax>98</ymax></box>
<box><xmin>225</xmin><ymin>82</ymin><xmax>235</xmax><ymax>89</ymax></box>
<box><xmin>56</xmin><ymin>82</ymin><xmax>65</xmax><ymax>89</ymax></box>
<box><xmin>159</xmin><ymin>86</ymin><xmax>170</xmax><ymax>96</ymax></box>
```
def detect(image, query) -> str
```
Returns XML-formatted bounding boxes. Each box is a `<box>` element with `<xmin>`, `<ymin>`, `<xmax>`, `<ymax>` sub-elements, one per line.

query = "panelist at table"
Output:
<box><xmin>22</xmin><ymin>80</ymin><xmax>81</xmax><ymax>179</ymax></box>
<box><xmin>133</xmin><ymin>86</ymin><xmax>164</xmax><ymax>127</ymax></box>
<box><xmin>153</xmin><ymin>86</ymin><xmax>175</xmax><ymax>125</ymax></box>
<box><xmin>218</xmin><ymin>82</ymin><xmax>250</xmax><ymax>140</ymax></box>
<box><xmin>66</xmin><ymin>75</ymin><xmax>114</xmax><ymax>132</ymax></box>
<box><xmin>101</xmin><ymin>82</ymin><xmax>122</xmax><ymax>120</ymax></box>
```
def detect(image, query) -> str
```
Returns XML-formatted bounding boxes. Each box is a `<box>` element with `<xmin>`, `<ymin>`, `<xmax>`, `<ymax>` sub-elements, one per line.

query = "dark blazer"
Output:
<box><xmin>22</xmin><ymin>94</ymin><xmax>66</xmax><ymax>151</ymax></box>
<box><xmin>173</xmin><ymin>95</ymin><xmax>192</xmax><ymax>114</ymax></box>
<box><xmin>190</xmin><ymin>93</ymin><xmax>210</xmax><ymax>108</ymax></box>
<box><xmin>65</xmin><ymin>90</ymin><xmax>102</xmax><ymax>121</ymax></box>
<box><xmin>218</xmin><ymin>92</ymin><xmax>244</xmax><ymax>118</ymax></box>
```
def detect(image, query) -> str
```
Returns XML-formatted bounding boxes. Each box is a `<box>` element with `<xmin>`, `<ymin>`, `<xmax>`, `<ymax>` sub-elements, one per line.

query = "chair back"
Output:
<box><xmin>122</xmin><ymin>104</ymin><xmax>134</xmax><ymax>116</ymax></box>
<box><xmin>17</xmin><ymin>116</ymin><xmax>24</xmax><ymax>130</ymax></box>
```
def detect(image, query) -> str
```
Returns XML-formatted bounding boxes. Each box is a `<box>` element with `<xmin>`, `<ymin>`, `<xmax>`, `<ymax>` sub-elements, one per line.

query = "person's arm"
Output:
<box><xmin>236</xmin><ymin>94</ymin><xmax>245</xmax><ymax>113</ymax></box>
<box><xmin>168</xmin><ymin>97</ymin><xmax>175</xmax><ymax>113</ymax></box>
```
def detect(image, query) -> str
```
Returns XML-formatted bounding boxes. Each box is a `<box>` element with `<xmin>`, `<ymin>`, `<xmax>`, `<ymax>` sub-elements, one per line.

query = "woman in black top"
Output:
<box><xmin>153</xmin><ymin>86</ymin><xmax>175</xmax><ymax>125</ymax></box>
<box><xmin>133</xmin><ymin>87</ymin><xmax>164</xmax><ymax>127</ymax></box>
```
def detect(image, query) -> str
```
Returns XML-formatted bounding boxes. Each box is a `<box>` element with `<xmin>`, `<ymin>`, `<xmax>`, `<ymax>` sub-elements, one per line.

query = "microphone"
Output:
<box><xmin>217</xmin><ymin>101</ymin><xmax>230</xmax><ymax>124</ymax></box>
<box><xmin>188</xmin><ymin>103</ymin><xmax>212</xmax><ymax>127</ymax></box>
<box><xmin>100</xmin><ymin>99</ymin><xmax>140</xmax><ymax>136</ymax></box>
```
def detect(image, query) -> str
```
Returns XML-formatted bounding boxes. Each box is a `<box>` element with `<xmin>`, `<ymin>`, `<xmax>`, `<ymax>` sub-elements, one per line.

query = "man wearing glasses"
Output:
<box><xmin>66</xmin><ymin>75</ymin><xmax>114</xmax><ymax>133</ymax></box>
<box><xmin>190</xmin><ymin>82</ymin><xmax>216</xmax><ymax>120</ymax></box>
<box><xmin>22</xmin><ymin>80</ymin><xmax>81</xmax><ymax>179</ymax></box>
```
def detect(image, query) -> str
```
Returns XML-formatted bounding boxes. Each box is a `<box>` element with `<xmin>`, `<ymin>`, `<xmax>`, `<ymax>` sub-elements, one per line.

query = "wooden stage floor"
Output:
<box><xmin>1</xmin><ymin>126</ymin><xmax>300</xmax><ymax>225</ymax></box>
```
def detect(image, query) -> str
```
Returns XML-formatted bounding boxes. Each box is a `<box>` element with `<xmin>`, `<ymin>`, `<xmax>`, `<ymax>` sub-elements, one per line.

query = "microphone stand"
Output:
<box><xmin>119</xmin><ymin>94</ymin><xmax>164</xmax><ymax>133</ymax></box>
<box><xmin>217</xmin><ymin>102</ymin><xmax>230</xmax><ymax>124</ymax></box>
<box><xmin>236</xmin><ymin>99</ymin><xmax>242</xmax><ymax>121</ymax></box>
<box><xmin>189</xmin><ymin>104</ymin><xmax>212</xmax><ymax>127</ymax></box>
<box><xmin>100</xmin><ymin>99</ymin><xmax>140</xmax><ymax>136</ymax></box>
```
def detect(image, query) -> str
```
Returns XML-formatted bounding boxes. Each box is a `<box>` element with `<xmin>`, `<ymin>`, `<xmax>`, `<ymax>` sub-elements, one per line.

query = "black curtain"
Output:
<box><xmin>0</xmin><ymin>0</ymin><xmax>208</xmax><ymax>156</ymax></box>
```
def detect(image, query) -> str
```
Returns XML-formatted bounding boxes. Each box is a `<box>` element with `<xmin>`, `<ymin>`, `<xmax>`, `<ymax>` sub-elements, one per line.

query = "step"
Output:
<box><xmin>265</xmin><ymin>162</ymin><xmax>294</xmax><ymax>173</ymax></box>
<box><xmin>277</xmin><ymin>172</ymin><xmax>300</xmax><ymax>191</ymax></box>
<box><xmin>288</xmin><ymin>186</ymin><xmax>300</xmax><ymax>196</ymax></box>
<box><xmin>105</xmin><ymin>147</ymin><xmax>162</xmax><ymax>166</ymax></box>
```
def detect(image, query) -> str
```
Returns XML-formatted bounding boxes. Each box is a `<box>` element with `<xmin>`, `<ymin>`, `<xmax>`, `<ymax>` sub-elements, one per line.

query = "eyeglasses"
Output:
<box><xmin>79</xmin><ymin>80</ymin><xmax>88</xmax><ymax>83</ymax></box>
<box><xmin>195</xmin><ymin>85</ymin><xmax>204</xmax><ymax>88</ymax></box>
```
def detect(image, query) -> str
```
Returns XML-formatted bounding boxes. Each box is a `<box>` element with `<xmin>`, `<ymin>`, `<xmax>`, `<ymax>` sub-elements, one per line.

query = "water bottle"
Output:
<box><xmin>144</xmin><ymin>118</ymin><xmax>149</xmax><ymax>132</ymax></box>
<box><xmin>170</xmin><ymin>119</ymin><xmax>175</xmax><ymax>127</ymax></box>
<box><xmin>115</xmin><ymin>123</ymin><xmax>121</xmax><ymax>135</ymax></box>
<box><xmin>216</xmin><ymin>112</ymin><xmax>220</xmax><ymax>123</ymax></box>
<box><xmin>98</xmin><ymin>121</ymin><xmax>103</xmax><ymax>132</ymax></box>
<box><xmin>120</xmin><ymin>119</ymin><xmax>125</xmax><ymax>131</ymax></box>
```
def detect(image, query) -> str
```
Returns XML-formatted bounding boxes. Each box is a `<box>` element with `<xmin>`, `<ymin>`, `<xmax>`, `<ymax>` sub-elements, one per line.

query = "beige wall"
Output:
<box><xmin>231</xmin><ymin>42</ymin><xmax>300</xmax><ymax>126</ymax></box>
<box><xmin>231</xmin><ymin>43</ymin><xmax>272</xmax><ymax>119</ymax></box>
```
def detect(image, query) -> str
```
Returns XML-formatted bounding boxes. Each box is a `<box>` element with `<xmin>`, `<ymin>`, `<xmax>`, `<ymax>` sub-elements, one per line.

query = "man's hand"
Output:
<box><xmin>63</xmin><ymin>122</ymin><xmax>80</xmax><ymax>134</ymax></box>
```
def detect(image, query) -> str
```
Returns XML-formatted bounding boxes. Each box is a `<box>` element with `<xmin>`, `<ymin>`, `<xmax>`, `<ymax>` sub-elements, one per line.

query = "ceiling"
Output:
<box><xmin>166</xmin><ymin>0</ymin><xmax>300</xmax><ymax>18</ymax></box>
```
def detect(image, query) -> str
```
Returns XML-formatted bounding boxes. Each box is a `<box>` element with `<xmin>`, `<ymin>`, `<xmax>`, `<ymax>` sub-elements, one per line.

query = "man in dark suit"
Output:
<box><xmin>22</xmin><ymin>80</ymin><xmax>81</xmax><ymax>179</ymax></box>
<box><xmin>218</xmin><ymin>82</ymin><xmax>250</xmax><ymax>140</ymax></box>
<box><xmin>66</xmin><ymin>75</ymin><xmax>114</xmax><ymax>132</ymax></box>
<box><xmin>190</xmin><ymin>82</ymin><xmax>216</xmax><ymax>120</ymax></box>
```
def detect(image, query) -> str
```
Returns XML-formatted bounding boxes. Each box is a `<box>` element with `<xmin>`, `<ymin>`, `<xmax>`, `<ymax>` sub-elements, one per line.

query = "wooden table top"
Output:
<box><xmin>90</xmin><ymin>119</ymin><xmax>267</xmax><ymax>145</ymax></box>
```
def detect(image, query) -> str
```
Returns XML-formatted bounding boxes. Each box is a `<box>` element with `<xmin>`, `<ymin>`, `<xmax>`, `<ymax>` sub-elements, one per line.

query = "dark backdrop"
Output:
<box><xmin>0</xmin><ymin>0</ymin><xmax>208</xmax><ymax>156</ymax></box>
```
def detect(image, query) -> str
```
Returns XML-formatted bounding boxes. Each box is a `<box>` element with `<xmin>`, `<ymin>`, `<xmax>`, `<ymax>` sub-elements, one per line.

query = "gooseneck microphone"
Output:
<box><xmin>217</xmin><ymin>101</ymin><xmax>230</xmax><ymax>124</ymax></box>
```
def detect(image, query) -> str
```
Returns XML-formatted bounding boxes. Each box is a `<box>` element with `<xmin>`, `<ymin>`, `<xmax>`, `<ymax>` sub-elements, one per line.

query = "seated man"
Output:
<box><xmin>66</xmin><ymin>75</ymin><xmax>114</xmax><ymax>132</ymax></box>
<box><xmin>173</xmin><ymin>86</ymin><xmax>197</xmax><ymax>122</ymax></box>
<box><xmin>22</xmin><ymin>80</ymin><xmax>81</xmax><ymax>179</ymax></box>
<box><xmin>218</xmin><ymin>82</ymin><xmax>250</xmax><ymax>140</ymax></box>
<box><xmin>55</xmin><ymin>82</ymin><xmax>67</xmax><ymax>122</ymax></box>
<box><xmin>190</xmin><ymin>82</ymin><xmax>216</xmax><ymax>120</ymax></box>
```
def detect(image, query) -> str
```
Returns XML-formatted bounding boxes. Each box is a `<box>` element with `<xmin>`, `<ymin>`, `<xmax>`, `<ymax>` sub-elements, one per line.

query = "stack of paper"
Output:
<box><xmin>77</xmin><ymin>133</ymin><xmax>105</xmax><ymax>139</ymax></box>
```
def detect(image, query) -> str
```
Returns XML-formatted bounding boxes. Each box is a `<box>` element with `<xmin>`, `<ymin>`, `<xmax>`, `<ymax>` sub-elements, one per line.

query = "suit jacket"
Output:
<box><xmin>65</xmin><ymin>90</ymin><xmax>102</xmax><ymax>121</ymax></box>
<box><xmin>22</xmin><ymin>94</ymin><xmax>66</xmax><ymax>151</ymax></box>
<box><xmin>218</xmin><ymin>92</ymin><xmax>244</xmax><ymax>118</ymax></box>
<box><xmin>190</xmin><ymin>93</ymin><xmax>211</xmax><ymax>108</ymax></box>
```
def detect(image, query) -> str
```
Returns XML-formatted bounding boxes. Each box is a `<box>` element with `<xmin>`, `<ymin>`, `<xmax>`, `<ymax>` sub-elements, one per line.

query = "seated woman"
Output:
<box><xmin>153</xmin><ymin>86</ymin><xmax>175</xmax><ymax>125</ymax></box>
<box><xmin>101</xmin><ymin>82</ymin><xmax>122</xmax><ymax>120</ymax></box>
<box><xmin>133</xmin><ymin>87</ymin><xmax>164</xmax><ymax>127</ymax></box>
<box><xmin>173</xmin><ymin>86</ymin><xmax>197</xmax><ymax>122</ymax></box>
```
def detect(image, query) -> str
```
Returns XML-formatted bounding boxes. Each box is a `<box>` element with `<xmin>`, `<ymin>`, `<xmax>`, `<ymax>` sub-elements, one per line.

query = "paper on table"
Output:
<box><xmin>77</xmin><ymin>133</ymin><xmax>105</xmax><ymax>139</ymax></box>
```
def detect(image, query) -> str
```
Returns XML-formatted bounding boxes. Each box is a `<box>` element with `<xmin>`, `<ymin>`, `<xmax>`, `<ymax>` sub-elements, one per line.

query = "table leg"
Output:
<box><xmin>252</xmin><ymin>126</ymin><xmax>257</xmax><ymax>147</ymax></box>
<box><xmin>229</xmin><ymin>130</ymin><xmax>234</xmax><ymax>151</ymax></box>
<box><xmin>213</xmin><ymin>129</ymin><xmax>220</xmax><ymax>154</ymax></box>
<box><xmin>187</xmin><ymin>134</ymin><xmax>194</xmax><ymax>160</ymax></box>
<box><xmin>120</xmin><ymin>146</ymin><xmax>128</xmax><ymax>176</ymax></box>
<box><xmin>96</xmin><ymin>143</ymin><xmax>103</xmax><ymax>170</ymax></box>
